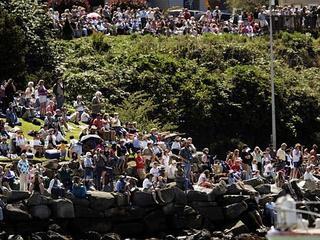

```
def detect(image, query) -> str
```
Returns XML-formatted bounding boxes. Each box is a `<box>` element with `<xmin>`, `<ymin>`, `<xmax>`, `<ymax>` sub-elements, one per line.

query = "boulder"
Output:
<box><xmin>30</xmin><ymin>205</ymin><xmax>51</xmax><ymax>219</ymax></box>
<box><xmin>209</xmin><ymin>180</ymin><xmax>227</xmax><ymax>197</ymax></box>
<box><xmin>243</xmin><ymin>178</ymin><xmax>264</xmax><ymax>187</ymax></box>
<box><xmin>162</xmin><ymin>202</ymin><xmax>176</xmax><ymax>215</ymax></box>
<box><xmin>224</xmin><ymin>201</ymin><xmax>248</xmax><ymax>219</ymax></box>
<box><xmin>219</xmin><ymin>195</ymin><xmax>249</xmax><ymax>206</ymax></box>
<box><xmin>26</xmin><ymin>192</ymin><xmax>50</xmax><ymax>206</ymax></box>
<box><xmin>187</xmin><ymin>190</ymin><xmax>209</xmax><ymax>202</ymax></box>
<box><xmin>88</xmin><ymin>191</ymin><xmax>115</xmax><ymax>211</ymax></box>
<box><xmin>83</xmin><ymin>231</ymin><xmax>101</xmax><ymax>240</ymax></box>
<box><xmin>71</xmin><ymin>198</ymin><xmax>90</xmax><ymax>207</ymax></box>
<box><xmin>50</xmin><ymin>198</ymin><xmax>75</xmax><ymax>218</ymax></box>
<box><xmin>112</xmin><ymin>193</ymin><xmax>129</xmax><ymax>207</ymax></box>
<box><xmin>174</xmin><ymin>187</ymin><xmax>187</xmax><ymax>205</ymax></box>
<box><xmin>4</xmin><ymin>203</ymin><xmax>31</xmax><ymax>221</ymax></box>
<box><xmin>254</xmin><ymin>184</ymin><xmax>271</xmax><ymax>194</ymax></box>
<box><xmin>42</xmin><ymin>159</ymin><xmax>59</xmax><ymax>170</ymax></box>
<box><xmin>160</xmin><ymin>187</ymin><xmax>175</xmax><ymax>203</ymax></box>
<box><xmin>104</xmin><ymin>207</ymin><xmax>127</xmax><ymax>218</ymax></box>
<box><xmin>101</xmin><ymin>233</ymin><xmax>121</xmax><ymax>240</ymax></box>
<box><xmin>144</xmin><ymin>210</ymin><xmax>168</xmax><ymax>233</ymax></box>
<box><xmin>132</xmin><ymin>191</ymin><xmax>156</xmax><ymax>207</ymax></box>
<box><xmin>74</xmin><ymin>205</ymin><xmax>104</xmax><ymax>218</ymax></box>
<box><xmin>227</xmin><ymin>183</ymin><xmax>242</xmax><ymax>194</ymax></box>
<box><xmin>5</xmin><ymin>190</ymin><xmax>30</xmax><ymax>203</ymax></box>
<box><xmin>113</xmin><ymin>222</ymin><xmax>144</xmax><ymax>236</ymax></box>
<box><xmin>194</xmin><ymin>205</ymin><xmax>224</xmax><ymax>222</ymax></box>
<box><xmin>224</xmin><ymin>221</ymin><xmax>250</xmax><ymax>235</ymax></box>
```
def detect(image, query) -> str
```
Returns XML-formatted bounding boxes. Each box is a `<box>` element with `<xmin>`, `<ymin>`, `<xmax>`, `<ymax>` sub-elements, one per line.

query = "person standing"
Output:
<box><xmin>37</xmin><ymin>80</ymin><xmax>48</xmax><ymax>118</ymax></box>
<box><xmin>53</xmin><ymin>79</ymin><xmax>64</xmax><ymax>109</ymax></box>
<box><xmin>91</xmin><ymin>91</ymin><xmax>102</xmax><ymax>119</ymax></box>
<box><xmin>276</xmin><ymin>143</ymin><xmax>287</xmax><ymax>171</ymax></box>
<box><xmin>179</xmin><ymin>139</ymin><xmax>193</xmax><ymax>189</ymax></box>
<box><xmin>17</xmin><ymin>153</ymin><xmax>30</xmax><ymax>191</ymax></box>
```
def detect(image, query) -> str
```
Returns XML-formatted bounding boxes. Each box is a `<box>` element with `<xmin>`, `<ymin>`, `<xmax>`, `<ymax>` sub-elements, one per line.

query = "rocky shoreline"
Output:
<box><xmin>0</xmin><ymin>177</ymin><xmax>286</xmax><ymax>240</ymax></box>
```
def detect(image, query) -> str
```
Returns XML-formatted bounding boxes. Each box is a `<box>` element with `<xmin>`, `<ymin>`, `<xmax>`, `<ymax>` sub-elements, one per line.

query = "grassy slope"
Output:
<box><xmin>0</xmin><ymin>118</ymin><xmax>84</xmax><ymax>162</ymax></box>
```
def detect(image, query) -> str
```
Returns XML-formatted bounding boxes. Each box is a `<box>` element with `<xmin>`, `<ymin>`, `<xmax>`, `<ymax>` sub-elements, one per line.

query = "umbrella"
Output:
<box><xmin>87</xmin><ymin>12</ymin><xmax>101</xmax><ymax>19</ymax></box>
<box><xmin>163</xmin><ymin>132</ymin><xmax>185</xmax><ymax>140</ymax></box>
<box><xmin>80</xmin><ymin>134</ymin><xmax>103</xmax><ymax>143</ymax></box>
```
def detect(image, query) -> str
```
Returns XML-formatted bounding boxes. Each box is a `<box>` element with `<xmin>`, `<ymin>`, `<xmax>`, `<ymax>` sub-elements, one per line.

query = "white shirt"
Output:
<box><xmin>304</xmin><ymin>171</ymin><xmax>318</xmax><ymax>182</ymax></box>
<box><xmin>171</xmin><ymin>141</ymin><xmax>181</xmax><ymax>150</ymax></box>
<box><xmin>149</xmin><ymin>167</ymin><xmax>159</xmax><ymax>177</ymax></box>
<box><xmin>292</xmin><ymin>149</ymin><xmax>301</xmax><ymax>163</ymax></box>
<box><xmin>167</xmin><ymin>164</ymin><xmax>177</xmax><ymax>179</ymax></box>
<box><xmin>47</xmin><ymin>178</ymin><xmax>63</xmax><ymax>193</ymax></box>
<box><xmin>81</xmin><ymin>112</ymin><xmax>90</xmax><ymax>122</ymax></box>
<box><xmin>197</xmin><ymin>173</ymin><xmax>207</xmax><ymax>185</ymax></box>
<box><xmin>142</xmin><ymin>178</ymin><xmax>153</xmax><ymax>190</ymax></box>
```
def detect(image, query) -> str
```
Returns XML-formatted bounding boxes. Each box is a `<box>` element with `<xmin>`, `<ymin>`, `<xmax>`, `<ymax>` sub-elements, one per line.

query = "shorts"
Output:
<box><xmin>38</xmin><ymin>96</ymin><xmax>47</xmax><ymax>104</ymax></box>
<box><xmin>293</xmin><ymin>162</ymin><xmax>300</xmax><ymax>168</ymax></box>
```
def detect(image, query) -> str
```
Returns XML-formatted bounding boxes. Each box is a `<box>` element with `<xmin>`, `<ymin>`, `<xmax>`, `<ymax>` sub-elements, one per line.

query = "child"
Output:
<box><xmin>57</xmin><ymin>140</ymin><xmax>67</xmax><ymax>161</ymax></box>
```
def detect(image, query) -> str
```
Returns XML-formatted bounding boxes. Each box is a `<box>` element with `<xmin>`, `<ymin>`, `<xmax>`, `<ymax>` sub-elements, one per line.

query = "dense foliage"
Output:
<box><xmin>57</xmin><ymin>32</ymin><xmax>320</xmax><ymax>154</ymax></box>
<box><xmin>47</xmin><ymin>0</ymin><xmax>91</xmax><ymax>12</ymax></box>
<box><xmin>0</xmin><ymin>0</ymin><xmax>59</xmax><ymax>88</ymax></box>
<box><xmin>108</xmin><ymin>0</ymin><xmax>147</xmax><ymax>9</ymax></box>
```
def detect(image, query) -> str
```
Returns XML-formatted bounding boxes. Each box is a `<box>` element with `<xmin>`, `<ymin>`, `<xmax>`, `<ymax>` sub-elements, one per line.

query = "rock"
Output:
<box><xmin>174</xmin><ymin>187</ymin><xmax>187</xmax><ymax>205</ymax></box>
<box><xmin>89</xmin><ymin>221</ymin><xmax>112</xmax><ymax>234</ymax></box>
<box><xmin>227</xmin><ymin>183</ymin><xmax>242</xmax><ymax>194</ymax></box>
<box><xmin>132</xmin><ymin>191</ymin><xmax>156</xmax><ymax>207</ymax></box>
<box><xmin>160</xmin><ymin>187</ymin><xmax>175</xmax><ymax>203</ymax></box>
<box><xmin>30</xmin><ymin>205</ymin><xmax>51</xmax><ymax>219</ymax></box>
<box><xmin>88</xmin><ymin>191</ymin><xmax>116</xmax><ymax>211</ymax></box>
<box><xmin>26</xmin><ymin>192</ymin><xmax>50</xmax><ymax>206</ymax></box>
<box><xmin>187</xmin><ymin>229</ymin><xmax>211</xmax><ymax>240</ymax></box>
<box><xmin>187</xmin><ymin>190</ymin><xmax>209</xmax><ymax>202</ymax></box>
<box><xmin>194</xmin><ymin>204</ymin><xmax>224</xmax><ymax>222</ymax></box>
<box><xmin>224</xmin><ymin>220</ymin><xmax>250</xmax><ymax>235</ymax></box>
<box><xmin>112</xmin><ymin>193</ymin><xmax>129</xmax><ymax>207</ymax></box>
<box><xmin>209</xmin><ymin>180</ymin><xmax>227</xmax><ymax>197</ymax></box>
<box><xmin>83</xmin><ymin>231</ymin><xmax>101</xmax><ymax>240</ymax></box>
<box><xmin>74</xmin><ymin>205</ymin><xmax>104</xmax><ymax>218</ymax></box>
<box><xmin>5</xmin><ymin>190</ymin><xmax>30</xmax><ymax>203</ymax></box>
<box><xmin>71</xmin><ymin>197</ymin><xmax>90</xmax><ymax>207</ymax></box>
<box><xmin>162</xmin><ymin>202</ymin><xmax>176</xmax><ymax>215</ymax></box>
<box><xmin>235</xmin><ymin>233</ymin><xmax>265</xmax><ymax>240</ymax></box>
<box><xmin>192</xmin><ymin>201</ymin><xmax>218</xmax><ymax>208</ymax></box>
<box><xmin>219</xmin><ymin>195</ymin><xmax>249</xmax><ymax>206</ymax></box>
<box><xmin>50</xmin><ymin>198</ymin><xmax>75</xmax><ymax>218</ymax></box>
<box><xmin>101</xmin><ymin>233</ymin><xmax>121</xmax><ymax>240</ymax></box>
<box><xmin>104</xmin><ymin>207</ymin><xmax>127</xmax><ymax>218</ymax></box>
<box><xmin>243</xmin><ymin>178</ymin><xmax>264</xmax><ymax>187</ymax></box>
<box><xmin>164</xmin><ymin>235</ymin><xmax>177</xmax><ymax>240</ymax></box>
<box><xmin>224</xmin><ymin>201</ymin><xmax>248</xmax><ymax>219</ymax></box>
<box><xmin>46</xmin><ymin>230</ymin><xmax>69</xmax><ymax>240</ymax></box>
<box><xmin>254</xmin><ymin>184</ymin><xmax>271</xmax><ymax>194</ymax></box>
<box><xmin>113</xmin><ymin>222</ymin><xmax>144</xmax><ymax>236</ymax></box>
<box><xmin>144</xmin><ymin>210</ymin><xmax>168</xmax><ymax>233</ymax></box>
<box><xmin>4</xmin><ymin>203</ymin><xmax>31</xmax><ymax>221</ymax></box>
<box><xmin>42</xmin><ymin>159</ymin><xmax>59</xmax><ymax>170</ymax></box>
<box><xmin>298</xmin><ymin>180</ymin><xmax>317</xmax><ymax>192</ymax></box>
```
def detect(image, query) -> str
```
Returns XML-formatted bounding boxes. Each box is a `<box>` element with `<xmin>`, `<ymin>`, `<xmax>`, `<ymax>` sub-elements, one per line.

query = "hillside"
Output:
<box><xmin>54</xmin><ymin>33</ymin><xmax>320</xmax><ymax>153</ymax></box>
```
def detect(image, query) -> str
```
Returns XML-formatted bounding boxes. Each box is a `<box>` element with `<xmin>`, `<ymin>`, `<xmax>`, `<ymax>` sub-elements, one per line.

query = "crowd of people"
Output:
<box><xmin>48</xmin><ymin>4</ymin><xmax>320</xmax><ymax>38</ymax></box>
<box><xmin>1</xmin><ymin>78</ymin><xmax>320</xmax><ymax>203</ymax></box>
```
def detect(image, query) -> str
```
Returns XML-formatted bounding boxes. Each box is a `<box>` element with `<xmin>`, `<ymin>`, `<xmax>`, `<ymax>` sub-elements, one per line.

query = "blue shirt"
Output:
<box><xmin>115</xmin><ymin>179</ymin><xmax>126</xmax><ymax>193</ymax></box>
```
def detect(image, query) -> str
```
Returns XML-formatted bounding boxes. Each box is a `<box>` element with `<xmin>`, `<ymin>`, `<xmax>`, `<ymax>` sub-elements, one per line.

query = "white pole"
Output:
<box><xmin>269</xmin><ymin>0</ymin><xmax>276</xmax><ymax>149</ymax></box>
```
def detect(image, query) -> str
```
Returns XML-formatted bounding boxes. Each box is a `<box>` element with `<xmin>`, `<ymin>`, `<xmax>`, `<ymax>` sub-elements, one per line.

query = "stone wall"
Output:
<box><xmin>0</xmin><ymin>178</ymin><xmax>284</xmax><ymax>239</ymax></box>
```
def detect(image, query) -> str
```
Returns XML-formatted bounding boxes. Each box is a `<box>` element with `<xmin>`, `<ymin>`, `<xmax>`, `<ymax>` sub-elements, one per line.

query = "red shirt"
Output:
<box><xmin>92</xmin><ymin>118</ymin><xmax>104</xmax><ymax>129</ymax></box>
<box><xmin>135</xmin><ymin>155</ymin><xmax>144</xmax><ymax>169</ymax></box>
<box><xmin>231</xmin><ymin>164</ymin><xmax>241</xmax><ymax>172</ymax></box>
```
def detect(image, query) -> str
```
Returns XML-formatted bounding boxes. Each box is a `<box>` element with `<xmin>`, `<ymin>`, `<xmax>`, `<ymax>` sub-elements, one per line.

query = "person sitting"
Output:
<box><xmin>142</xmin><ymin>173</ymin><xmax>165</xmax><ymax>204</ymax></box>
<box><xmin>0</xmin><ymin>137</ymin><xmax>9</xmax><ymax>157</ymax></box>
<box><xmin>6</xmin><ymin>103</ymin><xmax>19</xmax><ymax>127</ymax></box>
<box><xmin>71</xmin><ymin>176</ymin><xmax>87</xmax><ymax>199</ymax></box>
<box><xmin>197</xmin><ymin>169</ymin><xmax>214</xmax><ymax>188</ymax></box>
<box><xmin>29</xmin><ymin>171</ymin><xmax>45</xmax><ymax>194</ymax></box>
<box><xmin>2</xmin><ymin>165</ymin><xmax>15</xmax><ymax>191</ymax></box>
<box><xmin>304</xmin><ymin>165</ymin><xmax>319</xmax><ymax>182</ymax></box>
<box><xmin>48</xmin><ymin>175</ymin><xmax>65</xmax><ymax>199</ymax></box>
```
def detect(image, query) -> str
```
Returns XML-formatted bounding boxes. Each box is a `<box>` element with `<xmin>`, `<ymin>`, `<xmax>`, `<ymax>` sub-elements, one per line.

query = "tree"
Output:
<box><xmin>108</xmin><ymin>0</ymin><xmax>147</xmax><ymax>10</ymax></box>
<box><xmin>0</xmin><ymin>7</ymin><xmax>27</xmax><ymax>84</ymax></box>
<box><xmin>1</xmin><ymin>0</ymin><xmax>59</xmax><ymax>88</ymax></box>
<box><xmin>226</xmin><ymin>0</ymin><xmax>268</xmax><ymax>11</ymax></box>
